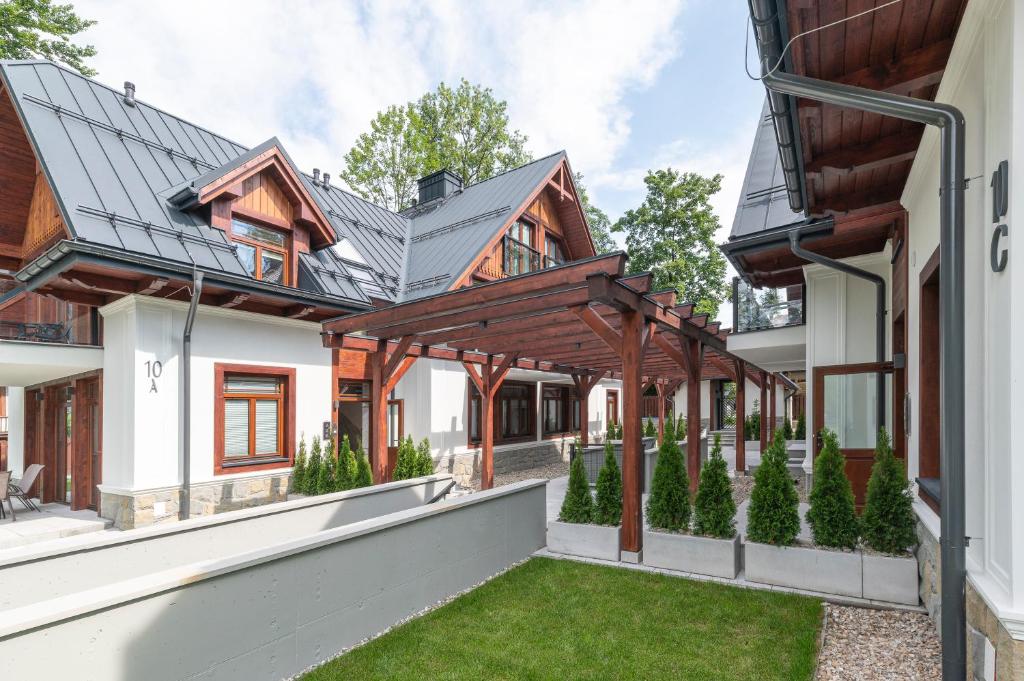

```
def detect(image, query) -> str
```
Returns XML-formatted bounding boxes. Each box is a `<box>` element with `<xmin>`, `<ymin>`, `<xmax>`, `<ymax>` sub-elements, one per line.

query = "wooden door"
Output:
<box><xmin>606</xmin><ymin>390</ymin><xmax>619</xmax><ymax>426</ymax></box>
<box><xmin>812</xmin><ymin>361</ymin><xmax>896</xmax><ymax>508</ymax></box>
<box><xmin>386</xmin><ymin>398</ymin><xmax>404</xmax><ymax>478</ymax></box>
<box><xmin>72</xmin><ymin>376</ymin><xmax>102</xmax><ymax>510</ymax></box>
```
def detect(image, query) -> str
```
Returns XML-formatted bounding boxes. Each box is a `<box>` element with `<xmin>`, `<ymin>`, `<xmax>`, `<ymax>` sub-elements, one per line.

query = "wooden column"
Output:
<box><xmin>734</xmin><ymin>359</ymin><xmax>746</xmax><ymax>474</ymax></box>
<box><xmin>655</xmin><ymin>382</ymin><xmax>667</xmax><ymax>443</ymax></box>
<box><xmin>464</xmin><ymin>354</ymin><xmax>517</xmax><ymax>490</ymax></box>
<box><xmin>685</xmin><ymin>338</ymin><xmax>703</xmax><ymax>493</ymax></box>
<box><xmin>619</xmin><ymin>309</ymin><xmax>644</xmax><ymax>555</ymax></box>
<box><xmin>571</xmin><ymin>373</ymin><xmax>602</xmax><ymax>446</ymax></box>
<box><xmin>769</xmin><ymin>373</ymin><xmax>777</xmax><ymax>436</ymax></box>
<box><xmin>370</xmin><ymin>336</ymin><xmax>417</xmax><ymax>484</ymax></box>
<box><xmin>760</xmin><ymin>370</ymin><xmax>769</xmax><ymax>450</ymax></box>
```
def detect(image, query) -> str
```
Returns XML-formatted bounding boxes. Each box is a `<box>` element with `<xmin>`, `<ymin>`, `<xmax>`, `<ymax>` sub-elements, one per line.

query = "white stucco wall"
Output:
<box><xmin>5</xmin><ymin>387</ymin><xmax>23</xmax><ymax>476</ymax></box>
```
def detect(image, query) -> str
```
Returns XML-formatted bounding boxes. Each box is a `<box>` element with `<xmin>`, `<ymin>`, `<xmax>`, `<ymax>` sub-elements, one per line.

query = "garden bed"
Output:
<box><xmin>301</xmin><ymin>557</ymin><xmax>823</xmax><ymax>680</ymax></box>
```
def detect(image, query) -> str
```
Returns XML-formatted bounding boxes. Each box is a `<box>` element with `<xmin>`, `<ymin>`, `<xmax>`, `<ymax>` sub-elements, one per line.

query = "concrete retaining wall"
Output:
<box><xmin>0</xmin><ymin>475</ymin><xmax>452</xmax><ymax>612</ymax></box>
<box><xmin>0</xmin><ymin>479</ymin><xmax>546</xmax><ymax>681</ymax></box>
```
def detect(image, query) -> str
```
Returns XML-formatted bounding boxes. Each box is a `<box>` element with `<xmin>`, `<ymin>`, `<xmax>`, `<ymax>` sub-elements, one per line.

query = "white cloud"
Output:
<box><xmin>76</xmin><ymin>0</ymin><xmax>685</xmax><ymax>182</ymax></box>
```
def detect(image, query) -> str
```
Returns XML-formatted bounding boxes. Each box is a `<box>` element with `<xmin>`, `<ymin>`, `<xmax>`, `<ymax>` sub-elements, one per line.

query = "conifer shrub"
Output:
<box><xmin>292</xmin><ymin>434</ymin><xmax>308</xmax><ymax>493</ymax></box>
<box><xmin>304</xmin><ymin>436</ymin><xmax>323</xmax><ymax>495</ymax></box>
<box><xmin>806</xmin><ymin>429</ymin><xmax>859</xmax><ymax>549</ymax></box>
<box><xmin>795</xmin><ymin>412</ymin><xmax>806</xmax><ymax>440</ymax></box>
<box><xmin>644</xmin><ymin>418</ymin><xmax>656</xmax><ymax>438</ymax></box>
<box><xmin>693</xmin><ymin>434</ymin><xmax>736</xmax><ymax>539</ymax></box>
<box><xmin>645</xmin><ymin>417</ymin><xmax>690</xmax><ymax>532</ymax></box>
<box><xmin>335</xmin><ymin>435</ymin><xmax>355</xmax><ymax>491</ymax></box>
<box><xmin>353</xmin><ymin>447</ymin><xmax>373</xmax><ymax>488</ymax></box>
<box><xmin>677</xmin><ymin>413</ymin><xmax>686</xmax><ymax>439</ymax></box>
<box><xmin>392</xmin><ymin>436</ymin><xmax>417</xmax><ymax>480</ymax></box>
<box><xmin>317</xmin><ymin>438</ymin><xmax>337</xmax><ymax>494</ymax></box>
<box><xmin>415</xmin><ymin>438</ymin><xmax>434</xmax><ymax>476</ymax></box>
<box><xmin>746</xmin><ymin>430</ymin><xmax>800</xmax><ymax>545</ymax></box>
<box><xmin>559</xmin><ymin>437</ymin><xmax>594</xmax><ymax>523</ymax></box>
<box><xmin>594</xmin><ymin>440</ymin><xmax>622</xmax><ymax>525</ymax></box>
<box><xmin>861</xmin><ymin>428</ymin><xmax>917</xmax><ymax>555</ymax></box>
<box><xmin>605</xmin><ymin>421</ymin><xmax>616</xmax><ymax>441</ymax></box>
<box><xmin>782</xmin><ymin>418</ymin><xmax>794</xmax><ymax>440</ymax></box>
<box><xmin>744</xmin><ymin>403</ymin><xmax>761</xmax><ymax>442</ymax></box>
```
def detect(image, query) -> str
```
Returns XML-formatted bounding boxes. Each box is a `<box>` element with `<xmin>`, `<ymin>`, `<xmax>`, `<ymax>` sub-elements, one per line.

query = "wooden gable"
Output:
<box><xmin>236</xmin><ymin>171</ymin><xmax>294</xmax><ymax>225</ymax></box>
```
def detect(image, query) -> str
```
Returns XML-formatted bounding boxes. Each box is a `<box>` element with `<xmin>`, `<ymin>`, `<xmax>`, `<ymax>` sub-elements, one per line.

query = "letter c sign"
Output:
<box><xmin>990</xmin><ymin>160</ymin><xmax>1009</xmax><ymax>273</ymax></box>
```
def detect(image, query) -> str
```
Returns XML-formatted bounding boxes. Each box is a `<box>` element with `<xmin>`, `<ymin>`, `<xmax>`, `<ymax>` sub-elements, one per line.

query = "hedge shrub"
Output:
<box><xmin>594</xmin><ymin>440</ymin><xmax>622</xmax><ymax>525</ymax></box>
<box><xmin>806</xmin><ymin>428</ymin><xmax>859</xmax><ymax>549</ymax></box>
<box><xmin>644</xmin><ymin>418</ymin><xmax>656</xmax><ymax>438</ymax></box>
<box><xmin>645</xmin><ymin>418</ymin><xmax>690</xmax><ymax>532</ymax></box>
<box><xmin>415</xmin><ymin>438</ymin><xmax>434</xmax><ymax>476</ymax></box>
<box><xmin>559</xmin><ymin>437</ymin><xmax>594</xmax><ymax>523</ymax></box>
<box><xmin>392</xmin><ymin>436</ymin><xmax>417</xmax><ymax>481</ymax></box>
<box><xmin>693</xmin><ymin>433</ymin><xmax>736</xmax><ymax>538</ymax></box>
<box><xmin>795</xmin><ymin>412</ymin><xmax>806</xmax><ymax>440</ymax></box>
<box><xmin>746</xmin><ymin>430</ymin><xmax>800</xmax><ymax>545</ymax></box>
<box><xmin>304</xmin><ymin>436</ymin><xmax>323</xmax><ymax>495</ymax></box>
<box><xmin>335</xmin><ymin>434</ymin><xmax>355</xmax><ymax>491</ymax></box>
<box><xmin>353</xmin><ymin>447</ymin><xmax>373</xmax><ymax>488</ymax></box>
<box><xmin>292</xmin><ymin>434</ymin><xmax>308</xmax><ymax>493</ymax></box>
<box><xmin>861</xmin><ymin>428</ymin><xmax>917</xmax><ymax>555</ymax></box>
<box><xmin>317</xmin><ymin>438</ymin><xmax>337</xmax><ymax>494</ymax></box>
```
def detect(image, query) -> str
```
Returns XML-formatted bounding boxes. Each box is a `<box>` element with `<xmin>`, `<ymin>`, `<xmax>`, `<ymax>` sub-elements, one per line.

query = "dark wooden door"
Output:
<box><xmin>72</xmin><ymin>376</ymin><xmax>102</xmax><ymax>510</ymax></box>
<box><xmin>606</xmin><ymin>390</ymin><xmax>619</xmax><ymax>427</ymax></box>
<box><xmin>812</xmin><ymin>361</ymin><xmax>895</xmax><ymax>508</ymax></box>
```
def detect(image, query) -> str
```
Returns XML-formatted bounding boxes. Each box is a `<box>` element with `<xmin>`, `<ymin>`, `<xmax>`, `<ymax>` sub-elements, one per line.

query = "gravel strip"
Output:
<box><xmin>815</xmin><ymin>605</ymin><xmax>941</xmax><ymax>680</ymax></box>
<box><xmin>469</xmin><ymin>460</ymin><xmax>569</xmax><ymax>491</ymax></box>
<box><xmin>731</xmin><ymin>472</ymin><xmax>808</xmax><ymax>505</ymax></box>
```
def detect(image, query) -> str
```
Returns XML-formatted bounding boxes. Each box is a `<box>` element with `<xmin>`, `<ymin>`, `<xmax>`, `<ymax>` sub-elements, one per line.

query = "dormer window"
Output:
<box><xmin>231</xmin><ymin>219</ymin><xmax>288</xmax><ymax>285</ymax></box>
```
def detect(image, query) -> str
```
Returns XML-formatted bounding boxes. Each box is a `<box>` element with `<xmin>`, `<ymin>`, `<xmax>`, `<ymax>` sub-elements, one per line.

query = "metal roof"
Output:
<box><xmin>729</xmin><ymin>100</ymin><xmax>805</xmax><ymax>241</ymax></box>
<box><xmin>1</xmin><ymin>60</ymin><xmax>572</xmax><ymax>309</ymax></box>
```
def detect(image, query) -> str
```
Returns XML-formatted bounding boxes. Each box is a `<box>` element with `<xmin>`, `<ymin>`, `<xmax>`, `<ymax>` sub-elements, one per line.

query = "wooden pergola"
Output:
<box><xmin>321</xmin><ymin>253</ymin><xmax>779</xmax><ymax>556</ymax></box>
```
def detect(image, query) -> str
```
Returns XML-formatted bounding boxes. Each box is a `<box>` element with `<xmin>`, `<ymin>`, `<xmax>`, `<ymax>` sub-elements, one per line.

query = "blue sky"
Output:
<box><xmin>77</xmin><ymin>0</ymin><xmax>766</xmax><ymax>317</ymax></box>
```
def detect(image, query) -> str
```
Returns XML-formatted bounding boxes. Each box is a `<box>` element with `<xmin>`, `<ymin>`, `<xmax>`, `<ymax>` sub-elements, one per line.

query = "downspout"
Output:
<box><xmin>755</xmin><ymin>68</ymin><xmax>966</xmax><ymax>678</ymax></box>
<box><xmin>789</xmin><ymin>229</ymin><xmax>887</xmax><ymax>428</ymax></box>
<box><xmin>179</xmin><ymin>269</ymin><xmax>204</xmax><ymax>521</ymax></box>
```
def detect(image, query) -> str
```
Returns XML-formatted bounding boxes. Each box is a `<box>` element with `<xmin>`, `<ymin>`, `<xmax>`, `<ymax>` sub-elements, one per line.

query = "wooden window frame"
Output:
<box><xmin>541</xmin><ymin>383</ymin><xmax>580</xmax><ymax>438</ymax></box>
<box><xmin>229</xmin><ymin>217</ymin><xmax>291</xmax><ymax>285</ymax></box>
<box><xmin>467</xmin><ymin>379</ymin><xmax>537</xmax><ymax>446</ymax></box>
<box><xmin>606</xmin><ymin>389</ymin><xmax>620</xmax><ymax>426</ymax></box>
<box><xmin>214</xmin><ymin>363</ymin><xmax>295</xmax><ymax>474</ymax></box>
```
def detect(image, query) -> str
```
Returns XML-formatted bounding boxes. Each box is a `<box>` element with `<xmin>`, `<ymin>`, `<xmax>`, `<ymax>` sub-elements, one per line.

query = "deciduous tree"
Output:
<box><xmin>0</xmin><ymin>0</ymin><xmax>96</xmax><ymax>75</ymax></box>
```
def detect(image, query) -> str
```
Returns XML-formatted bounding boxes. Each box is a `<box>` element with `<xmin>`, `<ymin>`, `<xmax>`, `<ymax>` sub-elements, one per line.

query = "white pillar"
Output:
<box><xmin>6</xmin><ymin>387</ymin><xmax>24</xmax><ymax>475</ymax></box>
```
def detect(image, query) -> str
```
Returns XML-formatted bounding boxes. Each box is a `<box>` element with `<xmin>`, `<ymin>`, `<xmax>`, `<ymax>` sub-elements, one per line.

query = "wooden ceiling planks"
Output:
<box><xmin>0</xmin><ymin>86</ymin><xmax>39</xmax><ymax>260</ymax></box>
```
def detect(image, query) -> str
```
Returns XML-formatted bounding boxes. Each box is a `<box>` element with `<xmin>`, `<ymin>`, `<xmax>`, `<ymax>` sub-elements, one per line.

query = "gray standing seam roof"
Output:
<box><xmin>729</xmin><ymin>100</ymin><xmax>806</xmax><ymax>241</ymax></box>
<box><xmin>1</xmin><ymin>60</ymin><xmax>574</xmax><ymax>309</ymax></box>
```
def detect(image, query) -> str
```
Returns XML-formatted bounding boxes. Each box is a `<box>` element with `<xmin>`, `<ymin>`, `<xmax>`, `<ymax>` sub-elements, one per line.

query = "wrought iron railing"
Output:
<box><xmin>503</xmin><ymin>236</ymin><xmax>542</xmax><ymax>276</ymax></box>
<box><xmin>732</xmin><ymin>278</ymin><xmax>805</xmax><ymax>333</ymax></box>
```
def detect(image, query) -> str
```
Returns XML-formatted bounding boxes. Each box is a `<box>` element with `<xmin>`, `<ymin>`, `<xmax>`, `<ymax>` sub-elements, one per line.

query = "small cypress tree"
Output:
<box><xmin>645</xmin><ymin>417</ymin><xmax>690</xmax><ymax>531</ymax></box>
<box><xmin>795</xmin><ymin>412</ymin><xmax>806</xmax><ymax>440</ymax></box>
<box><xmin>335</xmin><ymin>434</ymin><xmax>355</xmax><ymax>491</ymax></box>
<box><xmin>806</xmin><ymin>429</ymin><xmax>859</xmax><ymax>549</ymax></box>
<box><xmin>415</xmin><ymin>438</ymin><xmax>434</xmax><ymax>476</ymax></box>
<box><xmin>677</xmin><ymin>414</ymin><xmax>687</xmax><ymax>440</ymax></box>
<box><xmin>304</xmin><ymin>436</ymin><xmax>323</xmax><ymax>495</ymax></box>
<box><xmin>353</xmin><ymin>447</ymin><xmax>373</xmax><ymax>488</ymax></box>
<box><xmin>616</xmin><ymin>422</ymin><xmax>624</xmax><ymax>439</ymax></box>
<box><xmin>861</xmin><ymin>428</ymin><xmax>917</xmax><ymax>555</ymax></box>
<box><xmin>392</xmin><ymin>435</ymin><xmax>416</xmax><ymax>480</ymax></box>
<box><xmin>606</xmin><ymin>421</ymin><xmax>616</xmax><ymax>441</ymax></box>
<box><xmin>317</xmin><ymin>438</ymin><xmax>337</xmax><ymax>494</ymax></box>
<box><xmin>746</xmin><ymin>430</ymin><xmax>800</xmax><ymax>545</ymax></box>
<box><xmin>292</xmin><ymin>434</ymin><xmax>308</xmax><ymax>493</ymax></box>
<box><xmin>594</xmin><ymin>440</ymin><xmax>622</xmax><ymax>525</ymax></box>
<box><xmin>693</xmin><ymin>434</ymin><xmax>736</xmax><ymax>538</ymax></box>
<box><xmin>782</xmin><ymin>418</ymin><xmax>794</xmax><ymax>440</ymax></box>
<box><xmin>644</xmin><ymin>418</ymin><xmax>656</xmax><ymax>438</ymax></box>
<box><xmin>559</xmin><ymin>437</ymin><xmax>594</xmax><ymax>523</ymax></box>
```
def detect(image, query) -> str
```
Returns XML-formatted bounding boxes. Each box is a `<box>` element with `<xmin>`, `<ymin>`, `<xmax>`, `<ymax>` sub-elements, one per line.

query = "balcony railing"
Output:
<box><xmin>732</xmin><ymin>278</ymin><xmax>805</xmax><ymax>333</ymax></box>
<box><xmin>503</xmin><ymin>236</ymin><xmax>541</xmax><ymax>276</ymax></box>
<box><xmin>0</xmin><ymin>279</ymin><xmax>101</xmax><ymax>345</ymax></box>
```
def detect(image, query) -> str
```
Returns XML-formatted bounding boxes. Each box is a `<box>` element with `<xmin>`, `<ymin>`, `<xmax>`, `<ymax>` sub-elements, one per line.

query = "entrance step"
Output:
<box><xmin>0</xmin><ymin>503</ymin><xmax>111</xmax><ymax>551</ymax></box>
<box><xmin>709</xmin><ymin>430</ymin><xmax>736</xmax><ymax>448</ymax></box>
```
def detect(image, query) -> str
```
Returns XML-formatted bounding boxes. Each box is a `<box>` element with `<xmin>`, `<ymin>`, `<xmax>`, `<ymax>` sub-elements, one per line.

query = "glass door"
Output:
<box><xmin>812</xmin><ymin>361</ymin><xmax>895</xmax><ymax>508</ymax></box>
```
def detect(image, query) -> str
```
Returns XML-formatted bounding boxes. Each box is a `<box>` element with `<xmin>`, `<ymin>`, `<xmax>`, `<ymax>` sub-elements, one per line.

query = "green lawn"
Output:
<box><xmin>303</xmin><ymin>557</ymin><xmax>823</xmax><ymax>681</ymax></box>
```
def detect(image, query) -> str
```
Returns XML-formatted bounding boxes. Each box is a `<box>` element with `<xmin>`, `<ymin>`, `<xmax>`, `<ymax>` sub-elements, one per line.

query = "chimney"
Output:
<box><xmin>322</xmin><ymin>173</ymin><xmax>330</xmax><ymax>190</ymax></box>
<box><xmin>312</xmin><ymin>168</ymin><xmax>321</xmax><ymax>185</ymax></box>
<box><xmin>416</xmin><ymin>169</ymin><xmax>462</xmax><ymax>205</ymax></box>
<box><xmin>123</xmin><ymin>81</ymin><xmax>136</xmax><ymax>107</ymax></box>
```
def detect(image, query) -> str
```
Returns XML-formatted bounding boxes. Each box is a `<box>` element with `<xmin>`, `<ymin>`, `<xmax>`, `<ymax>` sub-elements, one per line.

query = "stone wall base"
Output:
<box><xmin>917</xmin><ymin>517</ymin><xmax>941</xmax><ymax>629</ymax></box>
<box><xmin>438</xmin><ymin>438</ymin><xmax>571</xmax><ymax>487</ymax></box>
<box><xmin>100</xmin><ymin>472</ymin><xmax>291</xmax><ymax>530</ymax></box>
<box><xmin>966</xmin><ymin>582</ymin><xmax>1020</xmax><ymax>681</ymax></box>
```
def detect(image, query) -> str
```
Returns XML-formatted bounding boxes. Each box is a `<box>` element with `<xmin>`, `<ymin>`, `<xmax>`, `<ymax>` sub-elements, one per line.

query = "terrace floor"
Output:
<box><xmin>0</xmin><ymin>502</ymin><xmax>111</xmax><ymax>550</ymax></box>
<box><xmin>302</xmin><ymin>557</ymin><xmax>823</xmax><ymax>680</ymax></box>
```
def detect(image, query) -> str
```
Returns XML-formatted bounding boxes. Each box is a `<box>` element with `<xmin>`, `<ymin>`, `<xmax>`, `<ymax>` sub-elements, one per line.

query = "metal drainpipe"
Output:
<box><xmin>180</xmin><ymin>269</ymin><xmax>204</xmax><ymax>521</ymax></box>
<box><xmin>789</xmin><ymin>229</ymin><xmax>887</xmax><ymax>428</ymax></box>
<box><xmin>758</xmin><ymin>70</ymin><xmax>966</xmax><ymax>679</ymax></box>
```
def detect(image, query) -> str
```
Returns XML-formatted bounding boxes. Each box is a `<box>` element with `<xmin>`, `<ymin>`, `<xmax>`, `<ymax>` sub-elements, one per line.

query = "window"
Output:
<box><xmin>215</xmin><ymin>364</ymin><xmax>295</xmax><ymax>472</ymax></box>
<box><xmin>231</xmin><ymin>219</ymin><xmax>288</xmax><ymax>284</ymax></box>
<box><xmin>504</xmin><ymin>220</ymin><xmax>539</xmax><ymax>275</ymax></box>
<box><xmin>544</xmin><ymin>236</ymin><xmax>565</xmax><ymax>268</ymax></box>
<box><xmin>542</xmin><ymin>384</ymin><xmax>581</xmax><ymax>436</ymax></box>
<box><xmin>468</xmin><ymin>380</ymin><xmax>537</xmax><ymax>444</ymax></box>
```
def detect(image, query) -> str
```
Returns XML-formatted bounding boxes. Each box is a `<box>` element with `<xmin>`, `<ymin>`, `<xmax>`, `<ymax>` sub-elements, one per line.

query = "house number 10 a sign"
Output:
<box><xmin>990</xmin><ymin>160</ymin><xmax>1009</xmax><ymax>273</ymax></box>
<box><xmin>145</xmin><ymin>360</ymin><xmax>163</xmax><ymax>393</ymax></box>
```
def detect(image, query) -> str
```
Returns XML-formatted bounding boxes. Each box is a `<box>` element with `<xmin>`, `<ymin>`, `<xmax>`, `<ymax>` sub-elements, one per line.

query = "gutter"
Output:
<box><xmin>748</xmin><ymin>26</ymin><xmax>968</xmax><ymax>677</ymax></box>
<box><xmin>179</xmin><ymin>269</ymin><xmax>203</xmax><ymax>521</ymax></box>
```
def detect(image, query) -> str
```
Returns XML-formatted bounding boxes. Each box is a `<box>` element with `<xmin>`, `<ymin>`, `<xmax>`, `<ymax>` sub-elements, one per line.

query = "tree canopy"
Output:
<box><xmin>613</xmin><ymin>169</ymin><xmax>728</xmax><ymax>317</ymax></box>
<box><xmin>342</xmin><ymin>79</ymin><xmax>530</xmax><ymax>212</ymax></box>
<box><xmin>0</xmin><ymin>0</ymin><xmax>96</xmax><ymax>75</ymax></box>
<box><xmin>575</xmin><ymin>172</ymin><xmax>616</xmax><ymax>254</ymax></box>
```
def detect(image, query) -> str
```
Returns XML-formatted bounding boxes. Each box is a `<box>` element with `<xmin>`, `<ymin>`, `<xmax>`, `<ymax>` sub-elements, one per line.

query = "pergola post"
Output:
<box><xmin>734</xmin><ymin>359</ymin><xmax>746</xmax><ymax>474</ymax></box>
<box><xmin>685</xmin><ymin>337</ymin><xmax>703</xmax><ymax>493</ymax></box>
<box><xmin>760</xmin><ymin>370</ymin><xmax>769</xmax><ymax>450</ymax></box>
<box><xmin>369</xmin><ymin>336</ymin><xmax>417</xmax><ymax>484</ymax></box>
<box><xmin>769</xmin><ymin>373</ymin><xmax>777</xmax><ymax>435</ymax></box>
<box><xmin>620</xmin><ymin>309</ymin><xmax>644</xmax><ymax>559</ymax></box>
<box><xmin>464</xmin><ymin>354</ymin><xmax>516</xmax><ymax>490</ymax></box>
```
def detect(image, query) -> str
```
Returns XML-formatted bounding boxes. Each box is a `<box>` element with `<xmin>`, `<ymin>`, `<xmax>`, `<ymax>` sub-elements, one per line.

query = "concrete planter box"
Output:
<box><xmin>863</xmin><ymin>552</ymin><xmax>919</xmax><ymax>605</ymax></box>
<box><xmin>643</xmin><ymin>531</ymin><xmax>741</xmax><ymax>579</ymax></box>
<box><xmin>547</xmin><ymin>521</ymin><xmax>620</xmax><ymax>561</ymax></box>
<box><xmin>744</xmin><ymin>542</ymin><xmax>862</xmax><ymax>598</ymax></box>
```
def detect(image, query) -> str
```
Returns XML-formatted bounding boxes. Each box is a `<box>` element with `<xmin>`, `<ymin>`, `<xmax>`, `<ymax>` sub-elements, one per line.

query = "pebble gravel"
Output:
<box><xmin>816</xmin><ymin>605</ymin><xmax>941</xmax><ymax>680</ymax></box>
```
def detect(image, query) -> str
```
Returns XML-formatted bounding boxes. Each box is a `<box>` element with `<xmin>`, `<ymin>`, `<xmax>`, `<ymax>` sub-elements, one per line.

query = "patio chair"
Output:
<box><xmin>0</xmin><ymin>470</ymin><xmax>14</xmax><ymax>522</ymax></box>
<box><xmin>10</xmin><ymin>464</ymin><xmax>43</xmax><ymax>512</ymax></box>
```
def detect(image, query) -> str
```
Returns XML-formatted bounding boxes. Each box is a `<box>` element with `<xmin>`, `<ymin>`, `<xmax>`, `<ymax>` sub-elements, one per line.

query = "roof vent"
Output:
<box><xmin>417</xmin><ymin>169</ymin><xmax>462</xmax><ymax>205</ymax></box>
<box><xmin>312</xmin><ymin>168</ymin><xmax>321</xmax><ymax>185</ymax></box>
<box><xmin>123</xmin><ymin>81</ymin><xmax>136</xmax><ymax>107</ymax></box>
<box><xmin>322</xmin><ymin>173</ymin><xmax>330</xmax><ymax>190</ymax></box>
